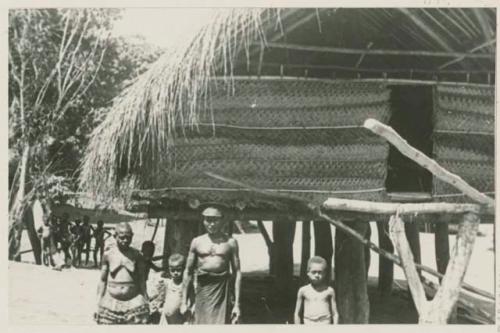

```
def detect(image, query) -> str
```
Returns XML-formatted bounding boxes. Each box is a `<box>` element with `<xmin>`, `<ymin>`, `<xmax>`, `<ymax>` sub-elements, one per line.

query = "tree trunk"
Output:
<box><xmin>313</xmin><ymin>220</ymin><xmax>333</xmax><ymax>281</ymax></box>
<box><xmin>300</xmin><ymin>221</ymin><xmax>311</xmax><ymax>281</ymax></box>
<box><xmin>24</xmin><ymin>206</ymin><xmax>41</xmax><ymax>265</ymax></box>
<box><xmin>9</xmin><ymin>144</ymin><xmax>30</xmax><ymax>261</ymax></box>
<box><xmin>376</xmin><ymin>221</ymin><xmax>394</xmax><ymax>295</ymax></box>
<box><xmin>334</xmin><ymin>220</ymin><xmax>370</xmax><ymax>324</ymax></box>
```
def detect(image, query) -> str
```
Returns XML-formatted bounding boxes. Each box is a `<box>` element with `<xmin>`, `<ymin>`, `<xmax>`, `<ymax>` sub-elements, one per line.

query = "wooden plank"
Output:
<box><xmin>364</xmin><ymin>119</ymin><xmax>495</xmax><ymax>209</ymax></box>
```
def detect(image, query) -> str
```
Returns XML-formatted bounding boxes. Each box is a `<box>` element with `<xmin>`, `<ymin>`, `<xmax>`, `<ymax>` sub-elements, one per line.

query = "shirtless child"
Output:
<box><xmin>95</xmin><ymin>222</ymin><xmax>150</xmax><ymax>324</ymax></box>
<box><xmin>294</xmin><ymin>256</ymin><xmax>339</xmax><ymax>325</ymax></box>
<box><xmin>151</xmin><ymin>254</ymin><xmax>187</xmax><ymax>324</ymax></box>
<box><xmin>180</xmin><ymin>207</ymin><xmax>241</xmax><ymax>324</ymax></box>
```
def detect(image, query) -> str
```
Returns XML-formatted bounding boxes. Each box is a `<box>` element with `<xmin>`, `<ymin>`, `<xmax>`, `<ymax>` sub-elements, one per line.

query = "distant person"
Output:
<box><xmin>92</xmin><ymin>220</ymin><xmax>111</xmax><ymax>267</ymax></box>
<box><xmin>95</xmin><ymin>222</ymin><xmax>149</xmax><ymax>324</ymax></box>
<box><xmin>69</xmin><ymin>219</ymin><xmax>83</xmax><ymax>267</ymax></box>
<box><xmin>79</xmin><ymin>216</ymin><xmax>93</xmax><ymax>266</ymax></box>
<box><xmin>37</xmin><ymin>215</ymin><xmax>55</xmax><ymax>267</ymax></box>
<box><xmin>55</xmin><ymin>213</ymin><xmax>73</xmax><ymax>266</ymax></box>
<box><xmin>294</xmin><ymin>256</ymin><xmax>339</xmax><ymax>325</ymax></box>
<box><xmin>141</xmin><ymin>240</ymin><xmax>162</xmax><ymax>281</ymax></box>
<box><xmin>180</xmin><ymin>207</ymin><xmax>241</xmax><ymax>324</ymax></box>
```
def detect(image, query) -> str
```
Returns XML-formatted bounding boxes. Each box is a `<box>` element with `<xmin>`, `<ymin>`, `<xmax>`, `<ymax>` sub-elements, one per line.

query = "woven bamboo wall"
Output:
<box><xmin>432</xmin><ymin>84</ymin><xmax>495</xmax><ymax>202</ymax></box>
<box><xmin>151</xmin><ymin>79</ymin><xmax>392</xmax><ymax>209</ymax></box>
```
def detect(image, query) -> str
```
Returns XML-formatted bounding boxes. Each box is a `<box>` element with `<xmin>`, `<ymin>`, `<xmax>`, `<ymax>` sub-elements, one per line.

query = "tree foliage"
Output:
<box><xmin>8</xmin><ymin>8</ymin><xmax>162</xmax><ymax>258</ymax></box>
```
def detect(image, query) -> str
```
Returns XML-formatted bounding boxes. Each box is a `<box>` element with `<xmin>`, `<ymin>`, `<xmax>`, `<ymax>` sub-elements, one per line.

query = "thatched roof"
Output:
<box><xmin>80</xmin><ymin>8</ymin><xmax>496</xmax><ymax>200</ymax></box>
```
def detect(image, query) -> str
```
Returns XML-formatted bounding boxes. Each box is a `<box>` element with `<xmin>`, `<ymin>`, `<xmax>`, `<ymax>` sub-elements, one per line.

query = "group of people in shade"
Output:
<box><xmin>94</xmin><ymin>207</ymin><xmax>339</xmax><ymax>325</ymax></box>
<box><xmin>37</xmin><ymin>212</ymin><xmax>111</xmax><ymax>270</ymax></box>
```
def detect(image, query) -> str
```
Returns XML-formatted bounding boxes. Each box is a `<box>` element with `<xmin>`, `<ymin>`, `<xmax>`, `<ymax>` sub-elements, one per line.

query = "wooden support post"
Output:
<box><xmin>257</xmin><ymin>220</ymin><xmax>274</xmax><ymax>274</ymax></box>
<box><xmin>435</xmin><ymin>219</ymin><xmax>455</xmax><ymax>322</ymax></box>
<box><xmin>334</xmin><ymin>221</ymin><xmax>370</xmax><ymax>324</ymax></box>
<box><xmin>313</xmin><ymin>220</ymin><xmax>333</xmax><ymax>281</ymax></box>
<box><xmin>364</xmin><ymin>223</ymin><xmax>372</xmax><ymax>279</ymax></box>
<box><xmin>435</xmin><ymin>221</ymin><xmax>450</xmax><ymax>277</ymax></box>
<box><xmin>364</xmin><ymin>118</ymin><xmax>495</xmax><ymax>209</ymax></box>
<box><xmin>389</xmin><ymin>213</ymin><xmax>480</xmax><ymax>324</ymax></box>
<box><xmin>163</xmin><ymin>218</ymin><xmax>199</xmax><ymax>270</ymax></box>
<box><xmin>272</xmin><ymin>218</ymin><xmax>296</xmax><ymax>321</ymax></box>
<box><xmin>300</xmin><ymin>220</ymin><xmax>311</xmax><ymax>281</ymax></box>
<box><xmin>404</xmin><ymin>220</ymin><xmax>422</xmax><ymax>274</ymax></box>
<box><xmin>376</xmin><ymin>221</ymin><xmax>394</xmax><ymax>295</ymax></box>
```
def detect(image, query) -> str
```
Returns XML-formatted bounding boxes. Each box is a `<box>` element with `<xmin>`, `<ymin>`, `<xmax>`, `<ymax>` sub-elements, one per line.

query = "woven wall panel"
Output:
<box><xmin>433</xmin><ymin>84</ymin><xmax>495</xmax><ymax>201</ymax></box>
<box><xmin>149</xmin><ymin>79</ymin><xmax>392</xmax><ymax>207</ymax></box>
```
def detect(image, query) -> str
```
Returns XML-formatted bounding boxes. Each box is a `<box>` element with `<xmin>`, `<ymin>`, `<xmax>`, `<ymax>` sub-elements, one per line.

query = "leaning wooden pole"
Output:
<box><xmin>389</xmin><ymin>213</ymin><xmax>480</xmax><ymax>323</ymax></box>
<box><xmin>364</xmin><ymin>118</ymin><xmax>495</xmax><ymax>210</ymax></box>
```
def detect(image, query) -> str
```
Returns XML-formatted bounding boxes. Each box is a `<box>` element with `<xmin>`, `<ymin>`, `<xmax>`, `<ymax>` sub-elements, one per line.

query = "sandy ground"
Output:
<box><xmin>8</xmin><ymin>220</ymin><xmax>494</xmax><ymax>325</ymax></box>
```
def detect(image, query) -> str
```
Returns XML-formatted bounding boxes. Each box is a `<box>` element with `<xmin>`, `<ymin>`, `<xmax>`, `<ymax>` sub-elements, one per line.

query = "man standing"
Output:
<box><xmin>95</xmin><ymin>222</ymin><xmax>150</xmax><ymax>324</ymax></box>
<box><xmin>180</xmin><ymin>207</ymin><xmax>241</xmax><ymax>324</ymax></box>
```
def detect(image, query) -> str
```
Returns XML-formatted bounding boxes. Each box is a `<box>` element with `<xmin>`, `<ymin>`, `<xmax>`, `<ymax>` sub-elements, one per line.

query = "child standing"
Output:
<box><xmin>152</xmin><ymin>254</ymin><xmax>188</xmax><ymax>324</ymax></box>
<box><xmin>294</xmin><ymin>256</ymin><xmax>339</xmax><ymax>325</ymax></box>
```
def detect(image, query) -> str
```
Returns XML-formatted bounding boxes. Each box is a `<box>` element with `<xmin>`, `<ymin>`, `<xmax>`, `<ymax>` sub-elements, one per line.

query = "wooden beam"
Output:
<box><xmin>260</xmin><ymin>41</ymin><xmax>494</xmax><ymax>59</ymax></box>
<box><xmin>438</xmin><ymin>39</ymin><xmax>496</xmax><ymax>70</ymax></box>
<box><xmin>364</xmin><ymin>119</ymin><xmax>495</xmax><ymax>209</ymax></box>
<box><xmin>322</xmin><ymin>198</ymin><xmax>480</xmax><ymax>215</ymax></box>
<box><xmin>262</xmin><ymin>61</ymin><xmax>494</xmax><ymax>74</ymax></box>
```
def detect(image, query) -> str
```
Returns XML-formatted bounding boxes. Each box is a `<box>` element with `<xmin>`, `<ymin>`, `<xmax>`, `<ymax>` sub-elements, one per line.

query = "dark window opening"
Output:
<box><xmin>385</xmin><ymin>86</ymin><xmax>433</xmax><ymax>193</ymax></box>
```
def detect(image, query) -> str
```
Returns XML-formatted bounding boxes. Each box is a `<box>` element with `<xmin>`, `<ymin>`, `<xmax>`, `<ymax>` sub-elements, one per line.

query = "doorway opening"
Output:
<box><xmin>385</xmin><ymin>85</ymin><xmax>434</xmax><ymax>193</ymax></box>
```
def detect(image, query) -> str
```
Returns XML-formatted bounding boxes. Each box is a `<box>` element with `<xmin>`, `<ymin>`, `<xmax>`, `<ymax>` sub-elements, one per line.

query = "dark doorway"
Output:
<box><xmin>385</xmin><ymin>86</ymin><xmax>433</xmax><ymax>192</ymax></box>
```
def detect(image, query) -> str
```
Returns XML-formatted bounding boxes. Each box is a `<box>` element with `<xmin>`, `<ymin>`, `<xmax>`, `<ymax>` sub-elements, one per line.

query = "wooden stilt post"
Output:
<box><xmin>404</xmin><ymin>219</ymin><xmax>422</xmax><ymax>275</ymax></box>
<box><xmin>257</xmin><ymin>220</ymin><xmax>274</xmax><ymax>274</ymax></box>
<box><xmin>313</xmin><ymin>220</ymin><xmax>333</xmax><ymax>281</ymax></box>
<box><xmin>300</xmin><ymin>220</ymin><xmax>311</xmax><ymax>281</ymax></box>
<box><xmin>163</xmin><ymin>218</ymin><xmax>199</xmax><ymax>270</ymax></box>
<box><xmin>272</xmin><ymin>218</ymin><xmax>296</xmax><ymax>322</ymax></box>
<box><xmin>435</xmin><ymin>221</ymin><xmax>450</xmax><ymax>277</ymax></box>
<box><xmin>334</xmin><ymin>221</ymin><xmax>370</xmax><ymax>324</ymax></box>
<box><xmin>364</xmin><ymin>223</ymin><xmax>372</xmax><ymax>279</ymax></box>
<box><xmin>390</xmin><ymin>213</ymin><xmax>480</xmax><ymax>324</ymax></box>
<box><xmin>376</xmin><ymin>221</ymin><xmax>394</xmax><ymax>295</ymax></box>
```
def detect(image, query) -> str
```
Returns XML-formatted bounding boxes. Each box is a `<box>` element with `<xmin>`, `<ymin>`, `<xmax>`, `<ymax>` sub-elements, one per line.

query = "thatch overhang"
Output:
<box><xmin>80</xmin><ymin>8</ymin><xmax>496</xmax><ymax>215</ymax></box>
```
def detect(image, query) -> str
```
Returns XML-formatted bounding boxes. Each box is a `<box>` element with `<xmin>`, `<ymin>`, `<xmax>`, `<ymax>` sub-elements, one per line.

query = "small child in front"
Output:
<box><xmin>152</xmin><ymin>254</ymin><xmax>187</xmax><ymax>324</ymax></box>
<box><xmin>294</xmin><ymin>256</ymin><xmax>339</xmax><ymax>325</ymax></box>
